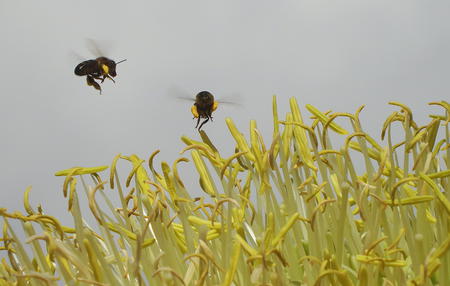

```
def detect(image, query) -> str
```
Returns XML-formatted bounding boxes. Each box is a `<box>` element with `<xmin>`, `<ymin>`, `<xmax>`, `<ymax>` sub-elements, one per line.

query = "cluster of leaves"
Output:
<box><xmin>0</xmin><ymin>97</ymin><xmax>449</xmax><ymax>286</ymax></box>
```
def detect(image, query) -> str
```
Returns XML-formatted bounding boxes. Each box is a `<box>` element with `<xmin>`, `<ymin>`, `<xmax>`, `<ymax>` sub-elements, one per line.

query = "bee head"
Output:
<box><xmin>97</xmin><ymin>57</ymin><xmax>117</xmax><ymax>77</ymax></box>
<box><xmin>108</xmin><ymin>59</ymin><xmax>126</xmax><ymax>77</ymax></box>
<box><xmin>105</xmin><ymin>60</ymin><xmax>117</xmax><ymax>77</ymax></box>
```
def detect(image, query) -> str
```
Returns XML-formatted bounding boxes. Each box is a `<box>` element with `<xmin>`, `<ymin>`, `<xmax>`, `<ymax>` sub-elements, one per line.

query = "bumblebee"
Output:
<box><xmin>169</xmin><ymin>86</ymin><xmax>241</xmax><ymax>130</ymax></box>
<box><xmin>74</xmin><ymin>57</ymin><xmax>126</xmax><ymax>94</ymax></box>
<box><xmin>191</xmin><ymin>91</ymin><xmax>219</xmax><ymax>130</ymax></box>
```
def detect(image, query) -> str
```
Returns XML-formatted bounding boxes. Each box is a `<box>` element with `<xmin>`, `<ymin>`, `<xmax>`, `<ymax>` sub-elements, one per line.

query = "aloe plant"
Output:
<box><xmin>1</xmin><ymin>97</ymin><xmax>449</xmax><ymax>285</ymax></box>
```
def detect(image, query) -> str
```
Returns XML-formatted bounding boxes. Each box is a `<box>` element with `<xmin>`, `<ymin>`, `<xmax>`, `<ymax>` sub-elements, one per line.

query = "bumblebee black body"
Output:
<box><xmin>191</xmin><ymin>91</ymin><xmax>218</xmax><ymax>130</ymax></box>
<box><xmin>74</xmin><ymin>59</ymin><xmax>97</xmax><ymax>76</ymax></box>
<box><xmin>74</xmin><ymin>57</ymin><xmax>125</xmax><ymax>94</ymax></box>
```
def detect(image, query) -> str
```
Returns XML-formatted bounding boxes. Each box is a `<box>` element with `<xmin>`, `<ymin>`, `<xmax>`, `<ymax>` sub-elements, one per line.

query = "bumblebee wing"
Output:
<box><xmin>69</xmin><ymin>51</ymin><xmax>86</xmax><ymax>62</ymax></box>
<box><xmin>69</xmin><ymin>50</ymin><xmax>88</xmax><ymax>72</ymax></box>
<box><xmin>167</xmin><ymin>85</ymin><xmax>195</xmax><ymax>102</ymax></box>
<box><xmin>217</xmin><ymin>100</ymin><xmax>242</xmax><ymax>106</ymax></box>
<box><xmin>217</xmin><ymin>93</ymin><xmax>243</xmax><ymax>107</ymax></box>
<box><xmin>86</xmin><ymin>38</ymin><xmax>112</xmax><ymax>58</ymax></box>
<box><xmin>86</xmin><ymin>38</ymin><xmax>103</xmax><ymax>57</ymax></box>
<box><xmin>176</xmin><ymin>96</ymin><xmax>196</xmax><ymax>102</ymax></box>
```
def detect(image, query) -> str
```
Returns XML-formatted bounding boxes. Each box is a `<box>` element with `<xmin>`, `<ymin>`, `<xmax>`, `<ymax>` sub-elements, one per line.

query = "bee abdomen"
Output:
<box><xmin>74</xmin><ymin>60</ymin><xmax>96</xmax><ymax>76</ymax></box>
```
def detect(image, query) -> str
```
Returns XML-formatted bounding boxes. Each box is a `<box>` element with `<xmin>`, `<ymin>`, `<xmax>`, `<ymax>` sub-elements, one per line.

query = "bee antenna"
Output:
<box><xmin>116</xmin><ymin>59</ymin><xmax>127</xmax><ymax>64</ymax></box>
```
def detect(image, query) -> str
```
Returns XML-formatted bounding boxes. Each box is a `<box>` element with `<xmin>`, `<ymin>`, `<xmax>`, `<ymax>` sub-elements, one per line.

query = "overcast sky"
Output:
<box><xmin>1</xmin><ymin>0</ymin><xmax>449</xmax><ymax>224</ymax></box>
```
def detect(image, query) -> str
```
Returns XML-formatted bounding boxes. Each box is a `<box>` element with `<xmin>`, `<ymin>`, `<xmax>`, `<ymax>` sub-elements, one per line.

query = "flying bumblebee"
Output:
<box><xmin>73</xmin><ymin>39</ymin><xmax>126</xmax><ymax>94</ymax></box>
<box><xmin>74</xmin><ymin>57</ymin><xmax>126</xmax><ymax>94</ymax></box>
<box><xmin>169</xmin><ymin>87</ymin><xmax>241</xmax><ymax>130</ymax></box>
<box><xmin>190</xmin><ymin>91</ymin><xmax>218</xmax><ymax>130</ymax></box>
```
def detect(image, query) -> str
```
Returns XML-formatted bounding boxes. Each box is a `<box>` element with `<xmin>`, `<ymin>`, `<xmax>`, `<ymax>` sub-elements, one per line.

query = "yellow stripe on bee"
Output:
<box><xmin>101</xmin><ymin>64</ymin><xmax>109</xmax><ymax>74</ymax></box>
<box><xmin>191</xmin><ymin>105</ymin><xmax>199</xmax><ymax>118</ymax></box>
<box><xmin>213</xmin><ymin>101</ymin><xmax>218</xmax><ymax>112</ymax></box>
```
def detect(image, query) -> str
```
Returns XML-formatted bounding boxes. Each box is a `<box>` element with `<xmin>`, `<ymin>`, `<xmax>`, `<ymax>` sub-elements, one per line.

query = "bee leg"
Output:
<box><xmin>198</xmin><ymin>117</ymin><xmax>209</xmax><ymax>130</ymax></box>
<box><xmin>103</xmin><ymin>74</ymin><xmax>116</xmax><ymax>83</ymax></box>
<box><xmin>195</xmin><ymin>116</ymin><xmax>201</xmax><ymax>129</ymax></box>
<box><xmin>86</xmin><ymin>76</ymin><xmax>102</xmax><ymax>94</ymax></box>
<box><xmin>95</xmin><ymin>75</ymin><xmax>106</xmax><ymax>83</ymax></box>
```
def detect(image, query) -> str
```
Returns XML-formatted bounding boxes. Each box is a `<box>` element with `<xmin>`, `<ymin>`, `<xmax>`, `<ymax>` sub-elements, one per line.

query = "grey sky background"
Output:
<box><xmin>1</xmin><ymin>0</ymin><xmax>449</xmax><ymax>224</ymax></box>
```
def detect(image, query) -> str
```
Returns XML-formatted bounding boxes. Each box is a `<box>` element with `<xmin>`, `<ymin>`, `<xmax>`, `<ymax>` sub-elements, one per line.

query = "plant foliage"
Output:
<box><xmin>1</xmin><ymin>98</ymin><xmax>449</xmax><ymax>285</ymax></box>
